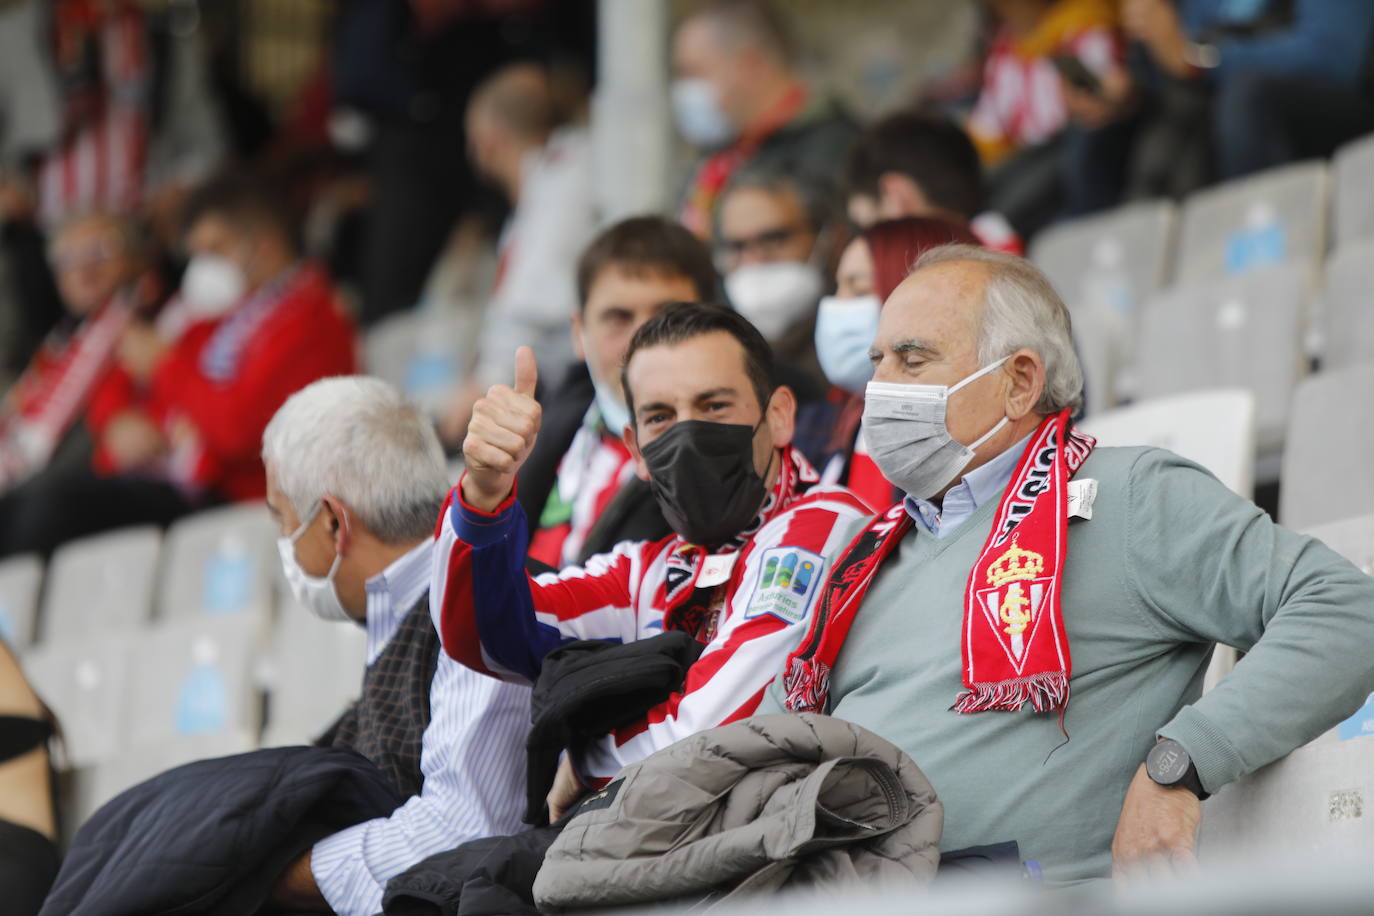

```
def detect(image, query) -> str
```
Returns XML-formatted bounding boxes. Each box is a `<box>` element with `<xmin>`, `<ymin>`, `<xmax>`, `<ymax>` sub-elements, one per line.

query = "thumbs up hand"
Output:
<box><xmin>461</xmin><ymin>346</ymin><xmax>542</xmax><ymax>513</ymax></box>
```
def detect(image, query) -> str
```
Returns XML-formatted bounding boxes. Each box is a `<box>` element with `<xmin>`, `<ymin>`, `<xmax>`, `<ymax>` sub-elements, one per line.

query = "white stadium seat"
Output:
<box><xmin>1317</xmin><ymin>240</ymin><xmax>1374</xmax><ymax>372</ymax></box>
<box><xmin>1332</xmin><ymin>132</ymin><xmax>1374</xmax><ymax>247</ymax></box>
<box><xmin>1080</xmin><ymin>389</ymin><xmax>1256</xmax><ymax>498</ymax></box>
<box><xmin>40</xmin><ymin>526</ymin><xmax>162</xmax><ymax>645</ymax></box>
<box><xmin>124</xmin><ymin>615</ymin><xmax>265</xmax><ymax>749</ymax></box>
<box><xmin>1031</xmin><ymin>201</ymin><xmax>1177</xmax><ymax>412</ymax></box>
<box><xmin>24</xmin><ymin>636</ymin><xmax>132</xmax><ymax>767</ymax></box>
<box><xmin>1136</xmin><ymin>262</ymin><xmax>1307</xmax><ymax>454</ymax></box>
<box><xmin>158</xmin><ymin>503</ymin><xmax>278</xmax><ymax>625</ymax></box>
<box><xmin>364</xmin><ymin>307</ymin><xmax>474</xmax><ymax>417</ymax></box>
<box><xmin>0</xmin><ymin>553</ymin><xmax>43</xmax><ymax>652</ymax></box>
<box><xmin>1173</xmin><ymin>159</ymin><xmax>1328</xmax><ymax>287</ymax></box>
<box><xmin>260</xmin><ymin>599</ymin><xmax>367</xmax><ymax>747</ymax></box>
<box><xmin>1279</xmin><ymin>363</ymin><xmax>1374</xmax><ymax>530</ymax></box>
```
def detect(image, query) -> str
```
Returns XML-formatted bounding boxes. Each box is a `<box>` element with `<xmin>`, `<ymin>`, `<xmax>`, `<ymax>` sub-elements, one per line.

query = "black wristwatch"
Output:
<box><xmin>1145</xmin><ymin>738</ymin><xmax>1210</xmax><ymax>800</ymax></box>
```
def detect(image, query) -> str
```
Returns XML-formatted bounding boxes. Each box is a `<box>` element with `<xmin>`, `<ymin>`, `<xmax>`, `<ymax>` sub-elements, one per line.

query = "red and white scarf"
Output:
<box><xmin>782</xmin><ymin>410</ymin><xmax>1094</xmax><ymax>715</ymax></box>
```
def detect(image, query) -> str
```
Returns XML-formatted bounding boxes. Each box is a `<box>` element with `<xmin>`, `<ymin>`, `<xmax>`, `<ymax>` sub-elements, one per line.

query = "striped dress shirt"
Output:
<box><xmin>311</xmin><ymin>538</ymin><xmax>531</xmax><ymax>916</ymax></box>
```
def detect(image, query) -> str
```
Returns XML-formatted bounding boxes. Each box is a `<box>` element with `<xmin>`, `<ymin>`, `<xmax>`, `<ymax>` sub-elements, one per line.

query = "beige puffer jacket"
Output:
<box><xmin>533</xmin><ymin>713</ymin><xmax>943</xmax><ymax>911</ymax></box>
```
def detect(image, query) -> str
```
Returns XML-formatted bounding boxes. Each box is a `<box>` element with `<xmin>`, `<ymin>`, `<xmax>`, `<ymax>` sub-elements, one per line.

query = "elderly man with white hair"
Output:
<box><xmin>260</xmin><ymin>376</ymin><xmax>530</xmax><ymax>915</ymax></box>
<box><xmin>759</xmin><ymin>244</ymin><xmax>1374</xmax><ymax>884</ymax></box>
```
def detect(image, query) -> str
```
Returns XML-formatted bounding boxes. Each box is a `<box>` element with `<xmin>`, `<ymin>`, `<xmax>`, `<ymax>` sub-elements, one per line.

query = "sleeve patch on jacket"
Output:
<box><xmin>574</xmin><ymin>777</ymin><xmax>624</xmax><ymax>815</ymax></box>
<box><xmin>745</xmin><ymin>547</ymin><xmax>825</xmax><ymax>624</ymax></box>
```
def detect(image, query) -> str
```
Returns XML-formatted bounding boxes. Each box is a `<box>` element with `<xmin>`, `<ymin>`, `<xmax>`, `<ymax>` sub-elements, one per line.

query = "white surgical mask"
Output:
<box><xmin>276</xmin><ymin>503</ymin><xmax>350</xmax><ymax>622</ymax></box>
<box><xmin>862</xmin><ymin>357</ymin><xmax>1010</xmax><ymax>500</ymax></box>
<box><xmin>815</xmin><ymin>294</ymin><xmax>881</xmax><ymax>394</ymax></box>
<box><xmin>180</xmin><ymin>253</ymin><xmax>247</xmax><ymax>319</ymax></box>
<box><xmin>590</xmin><ymin>372</ymin><xmax>631</xmax><ymax>437</ymax></box>
<box><xmin>671</xmin><ymin>78</ymin><xmax>737</xmax><ymax>149</ymax></box>
<box><xmin>724</xmin><ymin>260</ymin><xmax>824</xmax><ymax>342</ymax></box>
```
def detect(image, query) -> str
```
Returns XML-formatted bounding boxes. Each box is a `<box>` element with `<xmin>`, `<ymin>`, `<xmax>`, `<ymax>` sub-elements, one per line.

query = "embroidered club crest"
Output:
<box><xmin>973</xmin><ymin>538</ymin><xmax>1052</xmax><ymax>673</ymax></box>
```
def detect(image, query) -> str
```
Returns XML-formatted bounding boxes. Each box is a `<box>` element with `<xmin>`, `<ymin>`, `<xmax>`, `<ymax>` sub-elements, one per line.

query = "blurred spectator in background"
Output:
<box><xmin>0</xmin><ymin>213</ymin><xmax>155</xmax><ymax>496</ymax></box>
<box><xmin>715</xmin><ymin>160</ymin><xmax>839</xmax><ymax>392</ymax></box>
<box><xmin>262</xmin><ymin>377</ymin><xmax>529</xmax><ymax>916</ymax></box>
<box><xmin>464</xmin><ymin>62</ymin><xmax>596</xmax><ymax>399</ymax></box>
<box><xmin>966</xmin><ymin>0</ymin><xmax>1123</xmax><ymax>236</ymax></box>
<box><xmin>845</xmin><ymin>111</ymin><xmax>1023</xmax><ymax>253</ymax></box>
<box><xmin>0</xmin><ymin>175</ymin><xmax>356</xmax><ymax>558</ymax></box>
<box><xmin>0</xmin><ymin>639</ymin><xmax>59</xmax><ymax>916</ymax></box>
<box><xmin>0</xmin><ymin>0</ymin><xmax>224</xmax><ymax>379</ymax></box>
<box><xmin>520</xmin><ymin>216</ymin><xmax>718</xmax><ymax>570</ymax></box>
<box><xmin>816</xmin><ymin>217</ymin><xmax>981</xmax><ymax>509</ymax></box>
<box><xmin>673</xmin><ymin>0</ymin><xmax>858</xmax><ymax>238</ymax></box>
<box><xmin>332</xmin><ymin>0</ymin><xmax>595</xmax><ymax>326</ymax></box>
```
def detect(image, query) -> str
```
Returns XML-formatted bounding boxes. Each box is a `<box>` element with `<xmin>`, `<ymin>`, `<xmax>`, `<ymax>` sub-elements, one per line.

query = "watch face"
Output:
<box><xmin>1148</xmin><ymin>741</ymin><xmax>1191</xmax><ymax>785</ymax></box>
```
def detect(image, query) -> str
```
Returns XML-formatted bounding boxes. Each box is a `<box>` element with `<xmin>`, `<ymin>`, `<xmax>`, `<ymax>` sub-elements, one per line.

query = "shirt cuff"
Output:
<box><xmin>311</xmin><ymin>821</ymin><xmax>383</xmax><ymax>916</ymax></box>
<box><xmin>451</xmin><ymin>474</ymin><xmax>520</xmax><ymax>548</ymax></box>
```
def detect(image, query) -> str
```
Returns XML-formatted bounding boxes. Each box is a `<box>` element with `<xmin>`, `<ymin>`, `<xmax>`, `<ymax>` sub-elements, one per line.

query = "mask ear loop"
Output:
<box><xmin>951</xmin><ymin>356</ymin><xmax>1012</xmax><ymax>451</ymax></box>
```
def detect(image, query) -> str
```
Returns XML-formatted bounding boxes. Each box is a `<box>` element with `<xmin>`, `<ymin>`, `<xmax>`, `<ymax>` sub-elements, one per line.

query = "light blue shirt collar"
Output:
<box><xmin>904</xmin><ymin>434</ymin><xmax>1032</xmax><ymax>539</ymax></box>
<box><xmin>363</xmin><ymin>536</ymin><xmax>434</xmax><ymax>665</ymax></box>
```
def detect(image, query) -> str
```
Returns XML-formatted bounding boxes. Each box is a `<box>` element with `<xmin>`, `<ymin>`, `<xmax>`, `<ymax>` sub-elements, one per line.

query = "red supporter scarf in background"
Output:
<box><xmin>782</xmin><ymin>409</ymin><xmax>1094</xmax><ymax>716</ymax></box>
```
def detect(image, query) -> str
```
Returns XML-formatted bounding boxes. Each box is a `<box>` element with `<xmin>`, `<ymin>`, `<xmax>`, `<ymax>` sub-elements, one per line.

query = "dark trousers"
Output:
<box><xmin>0</xmin><ymin>469</ymin><xmax>200</xmax><ymax>559</ymax></box>
<box><xmin>0</xmin><ymin>819</ymin><xmax>59</xmax><ymax>916</ymax></box>
<box><xmin>1216</xmin><ymin>72</ymin><xmax>1374</xmax><ymax>179</ymax></box>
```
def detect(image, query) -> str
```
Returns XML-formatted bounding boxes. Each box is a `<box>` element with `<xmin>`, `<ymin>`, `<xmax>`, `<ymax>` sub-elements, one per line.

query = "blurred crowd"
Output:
<box><xmin>3</xmin><ymin>0</ymin><xmax>1374</xmax><ymax>913</ymax></box>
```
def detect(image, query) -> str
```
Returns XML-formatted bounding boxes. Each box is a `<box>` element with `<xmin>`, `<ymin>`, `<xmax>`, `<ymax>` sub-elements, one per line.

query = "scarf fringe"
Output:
<box><xmin>951</xmin><ymin>673</ymin><xmax>1070</xmax><ymax>714</ymax></box>
<box><xmin>783</xmin><ymin>659</ymin><xmax>831</xmax><ymax>715</ymax></box>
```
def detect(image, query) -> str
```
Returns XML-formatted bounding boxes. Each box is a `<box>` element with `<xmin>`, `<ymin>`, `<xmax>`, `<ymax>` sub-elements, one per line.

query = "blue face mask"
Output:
<box><xmin>814</xmin><ymin>294</ymin><xmax>881</xmax><ymax>394</ymax></box>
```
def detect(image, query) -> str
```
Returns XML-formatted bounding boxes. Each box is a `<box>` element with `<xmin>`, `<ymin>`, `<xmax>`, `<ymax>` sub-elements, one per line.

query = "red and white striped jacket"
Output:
<box><xmin>431</xmin><ymin>445</ymin><xmax>872</xmax><ymax>781</ymax></box>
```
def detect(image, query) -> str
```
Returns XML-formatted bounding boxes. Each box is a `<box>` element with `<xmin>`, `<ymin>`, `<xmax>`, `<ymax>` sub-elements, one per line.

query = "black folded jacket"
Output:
<box><xmin>523</xmin><ymin>631</ymin><xmax>704</xmax><ymax>825</ymax></box>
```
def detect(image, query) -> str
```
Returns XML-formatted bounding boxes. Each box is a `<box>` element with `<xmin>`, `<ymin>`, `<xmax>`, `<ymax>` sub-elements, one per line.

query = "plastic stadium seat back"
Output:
<box><xmin>1174</xmin><ymin>160</ymin><xmax>1328</xmax><ymax>287</ymax></box>
<box><xmin>364</xmin><ymin>307</ymin><xmax>476</xmax><ymax>417</ymax></box>
<box><xmin>1136</xmin><ymin>263</ymin><xmax>1308</xmax><ymax>454</ymax></box>
<box><xmin>1319</xmin><ymin>240</ymin><xmax>1374</xmax><ymax>372</ymax></box>
<box><xmin>0</xmin><ymin>553</ymin><xmax>43</xmax><ymax>652</ymax></box>
<box><xmin>40</xmin><ymin>526</ymin><xmax>161</xmax><ymax>645</ymax></box>
<box><xmin>1280</xmin><ymin>363</ymin><xmax>1374</xmax><ymax>530</ymax></box>
<box><xmin>158</xmin><ymin>503</ymin><xmax>278</xmax><ymax>626</ymax></box>
<box><xmin>124</xmin><ymin>615</ymin><xmax>265</xmax><ymax>750</ymax></box>
<box><xmin>1080</xmin><ymin>389</ymin><xmax>1257</xmax><ymax>498</ymax></box>
<box><xmin>24</xmin><ymin>636</ymin><xmax>132</xmax><ymax>768</ymax></box>
<box><xmin>1333</xmin><ymin>132</ymin><xmax>1374</xmax><ymax>247</ymax></box>
<box><xmin>261</xmin><ymin>599</ymin><xmax>367</xmax><ymax>747</ymax></box>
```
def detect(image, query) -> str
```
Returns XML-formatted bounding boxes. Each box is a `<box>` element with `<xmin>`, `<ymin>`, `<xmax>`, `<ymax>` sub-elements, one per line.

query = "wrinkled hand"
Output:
<box><xmin>268</xmin><ymin>850</ymin><xmax>326</xmax><ymax>910</ymax></box>
<box><xmin>1111</xmin><ymin>763</ymin><xmax>1202</xmax><ymax>884</ymax></box>
<box><xmin>548</xmin><ymin>753</ymin><xmax>589</xmax><ymax>823</ymax></box>
<box><xmin>1122</xmin><ymin>0</ymin><xmax>1193</xmax><ymax>78</ymax></box>
<box><xmin>103</xmin><ymin>410</ymin><xmax>167</xmax><ymax>469</ymax></box>
<box><xmin>117</xmin><ymin>322</ymin><xmax>169</xmax><ymax>382</ymax></box>
<box><xmin>461</xmin><ymin>346</ymin><xmax>541</xmax><ymax>512</ymax></box>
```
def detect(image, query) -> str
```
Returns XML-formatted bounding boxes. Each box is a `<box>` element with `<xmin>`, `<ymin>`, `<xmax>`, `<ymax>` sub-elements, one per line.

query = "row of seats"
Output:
<box><xmin>1032</xmin><ymin>135</ymin><xmax>1374</xmax><ymax>437</ymax></box>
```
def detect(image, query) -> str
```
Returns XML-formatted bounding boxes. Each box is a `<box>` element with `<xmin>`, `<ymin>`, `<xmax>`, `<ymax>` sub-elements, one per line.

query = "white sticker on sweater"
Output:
<box><xmin>1068</xmin><ymin>479</ymin><xmax>1098</xmax><ymax>520</ymax></box>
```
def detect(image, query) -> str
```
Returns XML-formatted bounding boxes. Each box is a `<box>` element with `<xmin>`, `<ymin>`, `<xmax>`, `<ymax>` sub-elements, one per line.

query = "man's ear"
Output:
<box><xmin>319</xmin><ymin>494</ymin><xmax>353</xmax><ymax>555</ymax></box>
<box><xmin>570</xmin><ymin>310</ymin><xmax>585</xmax><ymax>362</ymax></box>
<box><xmin>765</xmin><ymin>385</ymin><xmax>797</xmax><ymax>449</ymax></box>
<box><xmin>1003</xmin><ymin>349</ymin><xmax>1046</xmax><ymax>420</ymax></box>
<box><xmin>622</xmin><ymin>422</ymin><xmax>652</xmax><ymax>482</ymax></box>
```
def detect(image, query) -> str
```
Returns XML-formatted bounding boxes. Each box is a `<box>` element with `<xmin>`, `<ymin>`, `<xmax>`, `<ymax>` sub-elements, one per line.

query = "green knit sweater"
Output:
<box><xmin>759</xmin><ymin>446</ymin><xmax>1374</xmax><ymax>884</ymax></box>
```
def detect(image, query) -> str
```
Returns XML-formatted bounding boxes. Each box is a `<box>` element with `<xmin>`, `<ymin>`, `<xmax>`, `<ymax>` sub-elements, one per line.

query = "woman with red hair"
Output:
<box><xmin>815</xmin><ymin>217</ymin><xmax>980</xmax><ymax>508</ymax></box>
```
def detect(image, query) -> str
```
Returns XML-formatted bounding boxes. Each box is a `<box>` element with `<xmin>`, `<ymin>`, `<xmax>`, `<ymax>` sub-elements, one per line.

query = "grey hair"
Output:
<box><xmin>717</xmin><ymin>158</ymin><xmax>835</xmax><ymax>238</ymax></box>
<box><xmin>262</xmin><ymin>376</ymin><xmax>451</xmax><ymax>544</ymax></box>
<box><xmin>911</xmin><ymin>244</ymin><xmax>1084</xmax><ymax>414</ymax></box>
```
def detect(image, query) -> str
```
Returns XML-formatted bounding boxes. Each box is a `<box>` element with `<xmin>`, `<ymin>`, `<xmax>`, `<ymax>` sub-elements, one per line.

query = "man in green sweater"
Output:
<box><xmin>757</xmin><ymin>243</ymin><xmax>1374</xmax><ymax>884</ymax></box>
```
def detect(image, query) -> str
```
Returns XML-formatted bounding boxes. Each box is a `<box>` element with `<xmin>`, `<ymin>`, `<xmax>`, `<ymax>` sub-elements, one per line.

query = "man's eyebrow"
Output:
<box><xmin>891</xmin><ymin>339</ymin><xmax>940</xmax><ymax>358</ymax></box>
<box><xmin>636</xmin><ymin>399</ymin><xmax>673</xmax><ymax>417</ymax></box>
<box><xmin>692</xmin><ymin>387</ymin><xmax>739</xmax><ymax>402</ymax></box>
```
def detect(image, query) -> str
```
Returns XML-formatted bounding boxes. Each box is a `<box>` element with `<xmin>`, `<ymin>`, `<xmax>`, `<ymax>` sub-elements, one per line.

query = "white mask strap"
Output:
<box><xmin>948</xmin><ymin>355</ymin><xmax>1010</xmax><ymax>395</ymax></box>
<box><xmin>969</xmin><ymin>415</ymin><xmax>1009</xmax><ymax>451</ymax></box>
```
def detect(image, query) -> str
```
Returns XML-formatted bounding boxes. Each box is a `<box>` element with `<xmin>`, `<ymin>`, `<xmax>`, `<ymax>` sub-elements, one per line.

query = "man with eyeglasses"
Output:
<box><xmin>714</xmin><ymin>159</ymin><xmax>837</xmax><ymax>394</ymax></box>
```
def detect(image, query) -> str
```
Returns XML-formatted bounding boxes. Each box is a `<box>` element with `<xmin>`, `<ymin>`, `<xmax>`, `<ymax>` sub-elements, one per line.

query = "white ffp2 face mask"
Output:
<box><xmin>724</xmin><ymin>260</ymin><xmax>824</xmax><ymax>342</ymax></box>
<box><xmin>276</xmin><ymin>503</ymin><xmax>351</xmax><ymax>622</ymax></box>
<box><xmin>862</xmin><ymin>358</ymin><xmax>1011</xmax><ymax>501</ymax></box>
<box><xmin>180</xmin><ymin>253</ymin><xmax>247</xmax><ymax>319</ymax></box>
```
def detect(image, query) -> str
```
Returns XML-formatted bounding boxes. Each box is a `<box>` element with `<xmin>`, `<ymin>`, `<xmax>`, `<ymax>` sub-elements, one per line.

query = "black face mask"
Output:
<box><xmin>641</xmin><ymin>420</ymin><xmax>769</xmax><ymax>549</ymax></box>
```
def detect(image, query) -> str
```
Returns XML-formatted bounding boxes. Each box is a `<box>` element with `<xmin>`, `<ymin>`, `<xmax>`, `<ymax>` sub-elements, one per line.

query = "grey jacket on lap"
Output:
<box><xmin>533</xmin><ymin>713</ymin><xmax>943</xmax><ymax>911</ymax></box>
